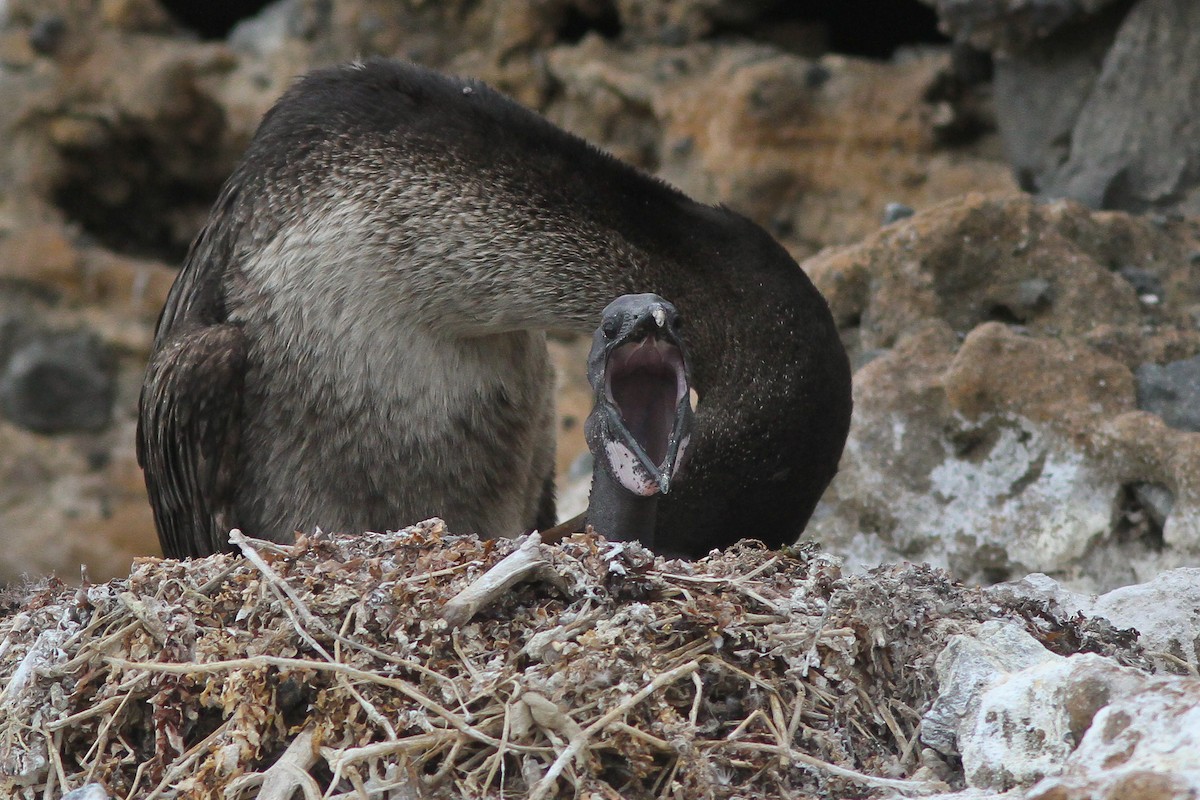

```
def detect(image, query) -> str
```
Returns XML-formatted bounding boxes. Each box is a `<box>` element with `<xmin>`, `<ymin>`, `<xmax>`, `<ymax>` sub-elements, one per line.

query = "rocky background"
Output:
<box><xmin>0</xmin><ymin>0</ymin><xmax>1197</xmax><ymax>597</ymax></box>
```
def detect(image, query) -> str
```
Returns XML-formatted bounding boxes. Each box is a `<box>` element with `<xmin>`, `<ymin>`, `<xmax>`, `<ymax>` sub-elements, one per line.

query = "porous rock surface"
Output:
<box><xmin>805</xmin><ymin>192</ymin><xmax>1200</xmax><ymax>591</ymax></box>
<box><xmin>919</xmin><ymin>614</ymin><xmax>1200</xmax><ymax>800</ymax></box>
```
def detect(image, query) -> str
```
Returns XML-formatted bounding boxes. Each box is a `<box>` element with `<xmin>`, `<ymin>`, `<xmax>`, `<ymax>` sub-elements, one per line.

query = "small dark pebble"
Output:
<box><xmin>671</xmin><ymin>137</ymin><xmax>694</xmax><ymax>157</ymax></box>
<box><xmin>805</xmin><ymin>64</ymin><xmax>831</xmax><ymax>89</ymax></box>
<box><xmin>882</xmin><ymin>202</ymin><xmax>915</xmax><ymax>225</ymax></box>
<box><xmin>28</xmin><ymin>15</ymin><xmax>67</xmax><ymax>56</ymax></box>
<box><xmin>1117</xmin><ymin>266</ymin><xmax>1163</xmax><ymax>300</ymax></box>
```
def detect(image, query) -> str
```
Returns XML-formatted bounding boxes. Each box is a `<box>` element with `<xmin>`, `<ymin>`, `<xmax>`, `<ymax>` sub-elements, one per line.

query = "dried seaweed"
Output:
<box><xmin>0</xmin><ymin>521</ymin><xmax>1146</xmax><ymax>799</ymax></box>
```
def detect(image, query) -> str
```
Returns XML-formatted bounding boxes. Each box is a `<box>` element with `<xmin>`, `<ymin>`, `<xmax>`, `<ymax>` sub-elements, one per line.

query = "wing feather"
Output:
<box><xmin>136</xmin><ymin>324</ymin><xmax>246</xmax><ymax>558</ymax></box>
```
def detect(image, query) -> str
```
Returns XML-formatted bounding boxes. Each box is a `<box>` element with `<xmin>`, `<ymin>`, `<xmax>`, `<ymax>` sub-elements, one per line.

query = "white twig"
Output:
<box><xmin>530</xmin><ymin>660</ymin><xmax>701</xmax><ymax>800</ymax></box>
<box><xmin>106</xmin><ymin>655</ymin><xmax>550</xmax><ymax>754</ymax></box>
<box><xmin>229</xmin><ymin>530</ymin><xmax>333</xmax><ymax>661</ymax></box>
<box><xmin>717</xmin><ymin>740</ymin><xmax>939</xmax><ymax>795</ymax></box>
<box><xmin>225</xmin><ymin>729</ymin><xmax>321</xmax><ymax>800</ymax></box>
<box><xmin>441</xmin><ymin>533</ymin><xmax>569</xmax><ymax>628</ymax></box>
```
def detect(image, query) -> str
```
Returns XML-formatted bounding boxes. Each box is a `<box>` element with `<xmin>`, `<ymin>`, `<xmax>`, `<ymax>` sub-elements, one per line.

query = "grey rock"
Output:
<box><xmin>228</xmin><ymin>0</ymin><xmax>299</xmax><ymax>57</ymax></box>
<box><xmin>1043</xmin><ymin>0</ymin><xmax>1200</xmax><ymax>214</ymax></box>
<box><xmin>805</xmin><ymin>194</ymin><xmax>1200</xmax><ymax>590</ymax></box>
<box><xmin>1014</xmin><ymin>277</ymin><xmax>1053</xmax><ymax>311</ymax></box>
<box><xmin>922</xmin><ymin>620</ymin><xmax>1059</xmax><ymax>756</ymax></box>
<box><xmin>614</xmin><ymin>0</ymin><xmax>778</xmax><ymax>45</ymax></box>
<box><xmin>1117</xmin><ymin>265</ymin><xmax>1164</xmax><ymax>301</ymax></box>
<box><xmin>1091</xmin><ymin>569</ymin><xmax>1200</xmax><ymax>668</ymax></box>
<box><xmin>1136</xmin><ymin>355</ymin><xmax>1200</xmax><ymax>432</ymax></box>
<box><xmin>921</xmin><ymin>0</ymin><xmax>1124</xmax><ymax>52</ymax></box>
<box><xmin>882</xmin><ymin>202</ymin><xmax>915</xmax><ymax>224</ymax></box>
<box><xmin>1002</xmin><ymin>568</ymin><xmax>1200</xmax><ymax>669</ymax></box>
<box><xmin>993</xmin><ymin>571</ymin><xmax>1093</xmax><ymax>613</ymax></box>
<box><xmin>922</xmin><ymin>616</ymin><xmax>1173</xmax><ymax>794</ymax></box>
<box><xmin>992</xmin><ymin>7</ymin><xmax>1123</xmax><ymax>192</ymax></box>
<box><xmin>1132</xmin><ymin>481</ymin><xmax>1174</xmax><ymax>528</ymax></box>
<box><xmin>809</xmin><ymin>323</ymin><xmax>1127</xmax><ymax>584</ymax></box>
<box><xmin>61</xmin><ymin>785</ymin><xmax>113</xmax><ymax>800</ymax></box>
<box><xmin>1029</xmin><ymin>678</ymin><xmax>1200</xmax><ymax>797</ymax></box>
<box><xmin>945</xmin><ymin>0</ymin><xmax>1200</xmax><ymax>217</ymax></box>
<box><xmin>919</xmin><ymin>608</ymin><xmax>1200</xmax><ymax>797</ymax></box>
<box><xmin>28</xmin><ymin>15</ymin><xmax>67</xmax><ymax>56</ymax></box>
<box><xmin>960</xmin><ymin>652</ymin><xmax>1148</xmax><ymax>789</ymax></box>
<box><xmin>0</xmin><ymin>330</ymin><xmax>115</xmax><ymax>434</ymax></box>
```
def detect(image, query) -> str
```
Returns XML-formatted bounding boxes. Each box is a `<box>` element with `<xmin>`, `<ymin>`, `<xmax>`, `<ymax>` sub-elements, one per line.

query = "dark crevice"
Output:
<box><xmin>1009</xmin><ymin>451</ymin><xmax>1046</xmax><ymax>497</ymax></box>
<box><xmin>948</xmin><ymin>424</ymin><xmax>1000</xmax><ymax>463</ymax></box>
<box><xmin>1114</xmin><ymin>483</ymin><xmax>1169</xmax><ymax>551</ymax></box>
<box><xmin>557</xmin><ymin>1</ymin><xmax>622</xmax><ymax>43</ymax></box>
<box><xmin>157</xmin><ymin>0</ymin><xmax>276</xmax><ymax>40</ymax></box>
<box><xmin>809</xmin><ymin>0</ymin><xmax>949</xmax><ymax>57</ymax></box>
<box><xmin>925</xmin><ymin>44</ymin><xmax>997</xmax><ymax>146</ymax></box>
<box><xmin>985</xmin><ymin>304</ymin><xmax>1024</xmax><ymax>325</ymax></box>
<box><xmin>716</xmin><ymin>0</ymin><xmax>949</xmax><ymax>59</ymax></box>
<box><xmin>51</xmin><ymin>98</ymin><xmax>234</xmax><ymax>263</ymax></box>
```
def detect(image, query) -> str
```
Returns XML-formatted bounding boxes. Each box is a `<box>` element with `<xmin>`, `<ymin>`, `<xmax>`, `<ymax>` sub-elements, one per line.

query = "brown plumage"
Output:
<box><xmin>137</xmin><ymin>59</ymin><xmax>852</xmax><ymax>560</ymax></box>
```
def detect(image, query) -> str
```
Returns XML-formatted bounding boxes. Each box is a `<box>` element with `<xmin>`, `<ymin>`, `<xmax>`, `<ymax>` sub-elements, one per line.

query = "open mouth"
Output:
<box><xmin>605</xmin><ymin>333</ymin><xmax>688</xmax><ymax>468</ymax></box>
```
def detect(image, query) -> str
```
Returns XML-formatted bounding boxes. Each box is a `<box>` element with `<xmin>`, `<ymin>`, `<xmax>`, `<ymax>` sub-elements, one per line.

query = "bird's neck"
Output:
<box><xmin>585</xmin><ymin>466</ymin><xmax>658</xmax><ymax>550</ymax></box>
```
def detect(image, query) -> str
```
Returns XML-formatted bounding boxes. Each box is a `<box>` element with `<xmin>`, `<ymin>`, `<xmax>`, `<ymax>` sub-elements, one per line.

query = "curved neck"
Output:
<box><xmin>585</xmin><ymin>467</ymin><xmax>658</xmax><ymax>550</ymax></box>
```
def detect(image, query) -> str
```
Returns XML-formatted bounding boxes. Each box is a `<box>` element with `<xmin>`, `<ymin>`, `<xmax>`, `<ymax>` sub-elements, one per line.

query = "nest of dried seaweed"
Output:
<box><xmin>0</xmin><ymin>521</ymin><xmax>1144</xmax><ymax>799</ymax></box>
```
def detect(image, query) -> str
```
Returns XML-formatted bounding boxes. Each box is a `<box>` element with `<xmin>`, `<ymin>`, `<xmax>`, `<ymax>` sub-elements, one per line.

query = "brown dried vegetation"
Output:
<box><xmin>0</xmin><ymin>522</ymin><xmax>1144</xmax><ymax>799</ymax></box>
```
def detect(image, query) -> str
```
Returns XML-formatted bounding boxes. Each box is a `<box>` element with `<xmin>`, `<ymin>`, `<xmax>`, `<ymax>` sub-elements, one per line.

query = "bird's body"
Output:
<box><xmin>138</xmin><ymin>59</ymin><xmax>852</xmax><ymax>560</ymax></box>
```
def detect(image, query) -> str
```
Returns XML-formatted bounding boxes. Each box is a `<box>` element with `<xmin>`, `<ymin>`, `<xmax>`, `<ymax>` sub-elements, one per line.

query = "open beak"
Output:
<box><xmin>596</xmin><ymin>307</ymin><xmax>693</xmax><ymax>497</ymax></box>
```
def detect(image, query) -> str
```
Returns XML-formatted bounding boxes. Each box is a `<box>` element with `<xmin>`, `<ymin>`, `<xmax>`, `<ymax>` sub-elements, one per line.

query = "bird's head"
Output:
<box><xmin>585</xmin><ymin>293</ymin><xmax>693</xmax><ymax>497</ymax></box>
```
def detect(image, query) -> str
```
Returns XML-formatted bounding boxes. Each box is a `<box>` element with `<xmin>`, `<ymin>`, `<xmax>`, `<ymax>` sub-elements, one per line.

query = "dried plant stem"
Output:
<box><xmin>529</xmin><ymin>659</ymin><xmax>701</xmax><ymax>800</ymax></box>
<box><xmin>229</xmin><ymin>530</ymin><xmax>334</xmax><ymax>661</ymax></box>
<box><xmin>44</xmin><ymin>694</ymin><xmax>126</xmax><ymax>732</ymax></box>
<box><xmin>234</xmin><ymin>532</ymin><xmax>471</xmax><ymax>698</ymax></box>
<box><xmin>106</xmin><ymin>655</ymin><xmax>547</xmax><ymax>754</ymax></box>
<box><xmin>142</xmin><ymin>720</ymin><xmax>233</xmax><ymax>800</ymax></box>
<box><xmin>227</xmin><ymin>728</ymin><xmax>322</xmax><ymax>800</ymax></box>
<box><xmin>441</xmin><ymin>533</ymin><xmax>567</xmax><ymax>628</ymax></box>
<box><xmin>718</xmin><ymin>740</ymin><xmax>938</xmax><ymax>794</ymax></box>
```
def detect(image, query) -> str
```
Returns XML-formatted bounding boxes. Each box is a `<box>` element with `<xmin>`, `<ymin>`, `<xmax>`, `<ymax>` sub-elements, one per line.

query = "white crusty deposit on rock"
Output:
<box><xmin>924</xmin><ymin>414</ymin><xmax>1115</xmax><ymax>571</ymax></box>
<box><xmin>1026</xmin><ymin>678</ymin><xmax>1200</xmax><ymax>800</ymax></box>
<box><xmin>920</xmin><ymin>612</ymin><xmax>1200</xmax><ymax>800</ymax></box>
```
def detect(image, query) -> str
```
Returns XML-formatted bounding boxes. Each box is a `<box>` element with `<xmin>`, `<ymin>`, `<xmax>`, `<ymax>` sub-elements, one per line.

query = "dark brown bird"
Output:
<box><xmin>137</xmin><ymin>59</ymin><xmax>852</xmax><ymax>560</ymax></box>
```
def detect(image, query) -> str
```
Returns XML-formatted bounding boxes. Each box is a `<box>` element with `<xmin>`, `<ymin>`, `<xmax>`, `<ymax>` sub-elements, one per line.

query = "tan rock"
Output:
<box><xmin>0</xmin><ymin>222</ymin><xmax>81</xmax><ymax>290</ymax></box>
<box><xmin>806</xmin><ymin>193</ymin><xmax>1165</xmax><ymax>355</ymax></box>
<box><xmin>942</xmin><ymin>322</ymin><xmax>1136</xmax><ymax>427</ymax></box>
<box><xmin>545</xmin><ymin>39</ymin><xmax>1016</xmax><ymax>257</ymax></box>
<box><xmin>0</xmin><ymin>418</ymin><xmax>157</xmax><ymax>583</ymax></box>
